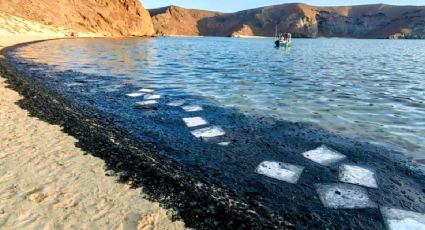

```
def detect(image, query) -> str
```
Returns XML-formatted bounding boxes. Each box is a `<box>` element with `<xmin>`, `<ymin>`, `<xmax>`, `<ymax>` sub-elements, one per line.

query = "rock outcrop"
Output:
<box><xmin>150</xmin><ymin>4</ymin><xmax>425</xmax><ymax>39</ymax></box>
<box><xmin>231</xmin><ymin>24</ymin><xmax>255</xmax><ymax>37</ymax></box>
<box><xmin>312</xmin><ymin>4</ymin><xmax>425</xmax><ymax>38</ymax></box>
<box><xmin>197</xmin><ymin>3</ymin><xmax>320</xmax><ymax>37</ymax></box>
<box><xmin>0</xmin><ymin>0</ymin><xmax>154</xmax><ymax>36</ymax></box>
<box><xmin>0</xmin><ymin>11</ymin><xmax>70</xmax><ymax>37</ymax></box>
<box><xmin>149</xmin><ymin>5</ymin><xmax>219</xmax><ymax>36</ymax></box>
<box><xmin>407</xmin><ymin>21</ymin><xmax>425</xmax><ymax>39</ymax></box>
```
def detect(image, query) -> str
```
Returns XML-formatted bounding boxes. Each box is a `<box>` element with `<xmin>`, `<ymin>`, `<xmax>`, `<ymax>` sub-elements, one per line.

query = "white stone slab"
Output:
<box><xmin>182</xmin><ymin>105</ymin><xmax>203</xmax><ymax>112</ymax></box>
<box><xmin>302</xmin><ymin>145</ymin><xmax>346</xmax><ymax>166</ymax></box>
<box><xmin>144</xmin><ymin>94</ymin><xmax>161</xmax><ymax>100</ymax></box>
<box><xmin>191</xmin><ymin>126</ymin><xmax>225</xmax><ymax>138</ymax></box>
<box><xmin>256</xmin><ymin>161</ymin><xmax>304</xmax><ymax>184</ymax></box>
<box><xmin>126</xmin><ymin>92</ymin><xmax>144</xmax><ymax>97</ymax></box>
<box><xmin>136</xmin><ymin>100</ymin><xmax>158</xmax><ymax>106</ymax></box>
<box><xmin>218</xmin><ymin>142</ymin><xmax>231</xmax><ymax>146</ymax></box>
<box><xmin>339</xmin><ymin>165</ymin><xmax>378</xmax><ymax>188</ymax></box>
<box><xmin>183</xmin><ymin>117</ymin><xmax>208</xmax><ymax>128</ymax></box>
<box><xmin>65</xmin><ymin>82</ymin><xmax>84</xmax><ymax>87</ymax></box>
<box><xmin>139</xmin><ymin>88</ymin><xmax>154</xmax><ymax>93</ymax></box>
<box><xmin>82</xmin><ymin>79</ymin><xmax>99</xmax><ymax>82</ymax></box>
<box><xmin>316</xmin><ymin>183</ymin><xmax>377</xmax><ymax>209</ymax></box>
<box><xmin>381</xmin><ymin>207</ymin><xmax>425</xmax><ymax>230</ymax></box>
<box><xmin>167</xmin><ymin>100</ymin><xmax>185</xmax><ymax>107</ymax></box>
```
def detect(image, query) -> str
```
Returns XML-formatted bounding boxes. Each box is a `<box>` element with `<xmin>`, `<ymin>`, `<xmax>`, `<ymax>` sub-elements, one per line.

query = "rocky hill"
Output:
<box><xmin>0</xmin><ymin>0</ymin><xmax>154</xmax><ymax>36</ymax></box>
<box><xmin>149</xmin><ymin>3</ymin><xmax>425</xmax><ymax>38</ymax></box>
<box><xmin>0</xmin><ymin>11</ymin><xmax>70</xmax><ymax>37</ymax></box>
<box><xmin>150</xmin><ymin>5</ymin><xmax>220</xmax><ymax>36</ymax></box>
<box><xmin>231</xmin><ymin>24</ymin><xmax>255</xmax><ymax>37</ymax></box>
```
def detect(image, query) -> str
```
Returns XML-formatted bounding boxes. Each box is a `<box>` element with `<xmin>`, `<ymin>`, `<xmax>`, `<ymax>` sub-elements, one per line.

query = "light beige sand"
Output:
<box><xmin>0</xmin><ymin>11</ymin><xmax>185</xmax><ymax>230</ymax></box>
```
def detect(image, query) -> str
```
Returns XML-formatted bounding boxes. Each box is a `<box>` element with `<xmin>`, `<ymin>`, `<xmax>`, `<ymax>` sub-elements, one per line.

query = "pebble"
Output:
<box><xmin>105</xmin><ymin>170</ymin><xmax>115</xmax><ymax>177</ymax></box>
<box><xmin>390</xmin><ymin>178</ymin><xmax>402</xmax><ymax>186</ymax></box>
<box><xmin>28</xmin><ymin>192</ymin><xmax>47</xmax><ymax>203</ymax></box>
<box><xmin>406</xmin><ymin>195</ymin><xmax>416</xmax><ymax>202</ymax></box>
<box><xmin>283</xmin><ymin>221</ymin><xmax>295</xmax><ymax>227</ymax></box>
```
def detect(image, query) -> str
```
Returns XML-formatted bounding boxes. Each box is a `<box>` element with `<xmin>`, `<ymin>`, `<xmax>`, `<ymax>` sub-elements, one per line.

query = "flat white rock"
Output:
<box><xmin>136</xmin><ymin>100</ymin><xmax>158</xmax><ymax>106</ymax></box>
<box><xmin>144</xmin><ymin>94</ymin><xmax>161</xmax><ymax>100</ymax></box>
<box><xmin>66</xmin><ymin>82</ymin><xmax>84</xmax><ymax>87</ymax></box>
<box><xmin>339</xmin><ymin>164</ymin><xmax>378</xmax><ymax>188</ymax></box>
<box><xmin>256</xmin><ymin>161</ymin><xmax>304</xmax><ymax>184</ymax></box>
<box><xmin>381</xmin><ymin>207</ymin><xmax>425</xmax><ymax>230</ymax></box>
<box><xmin>182</xmin><ymin>105</ymin><xmax>203</xmax><ymax>112</ymax></box>
<box><xmin>167</xmin><ymin>100</ymin><xmax>185</xmax><ymax>107</ymax></box>
<box><xmin>139</xmin><ymin>88</ymin><xmax>154</xmax><ymax>93</ymax></box>
<box><xmin>183</xmin><ymin>117</ymin><xmax>208</xmax><ymax>128</ymax></box>
<box><xmin>302</xmin><ymin>145</ymin><xmax>346</xmax><ymax>166</ymax></box>
<box><xmin>218</xmin><ymin>142</ymin><xmax>231</xmax><ymax>146</ymax></box>
<box><xmin>191</xmin><ymin>126</ymin><xmax>225</xmax><ymax>138</ymax></box>
<box><xmin>316</xmin><ymin>183</ymin><xmax>377</xmax><ymax>209</ymax></box>
<box><xmin>126</xmin><ymin>92</ymin><xmax>144</xmax><ymax>97</ymax></box>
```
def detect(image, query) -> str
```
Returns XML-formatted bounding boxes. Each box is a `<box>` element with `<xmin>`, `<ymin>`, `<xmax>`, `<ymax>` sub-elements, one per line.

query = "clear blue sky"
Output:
<box><xmin>142</xmin><ymin>0</ymin><xmax>424</xmax><ymax>13</ymax></box>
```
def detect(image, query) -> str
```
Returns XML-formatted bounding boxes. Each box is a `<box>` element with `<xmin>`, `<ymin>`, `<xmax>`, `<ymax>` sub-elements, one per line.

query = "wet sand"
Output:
<box><xmin>0</xmin><ymin>13</ymin><xmax>185</xmax><ymax>230</ymax></box>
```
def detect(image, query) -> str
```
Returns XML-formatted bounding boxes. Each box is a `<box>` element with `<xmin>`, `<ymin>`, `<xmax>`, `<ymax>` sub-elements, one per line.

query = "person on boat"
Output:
<box><xmin>275</xmin><ymin>33</ymin><xmax>285</xmax><ymax>47</ymax></box>
<box><xmin>278</xmin><ymin>33</ymin><xmax>284</xmax><ymax>41</ymax></box>
<box><xmin>276</xmin><ymin>33</ymin><xmax>290</xmax><ymax>47</ymax></box>
<box><xmin>286</xmin><ymin>33</ymin><xmax>292</xmax><ymax>43</ymax></box>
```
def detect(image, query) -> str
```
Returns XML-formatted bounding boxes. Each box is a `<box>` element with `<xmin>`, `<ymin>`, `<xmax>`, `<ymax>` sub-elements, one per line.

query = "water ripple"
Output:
<box><xmin>13</xmin><ymin>37</ymin><xmax>425</xmax><ymax>159</ymax></box>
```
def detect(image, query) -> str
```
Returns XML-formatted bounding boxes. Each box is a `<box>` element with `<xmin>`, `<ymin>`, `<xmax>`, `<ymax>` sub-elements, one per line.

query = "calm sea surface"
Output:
<box><xmin>16</xmin><ymin>37</ymin><xmax>425</xmax><ymax>159</ymax></box>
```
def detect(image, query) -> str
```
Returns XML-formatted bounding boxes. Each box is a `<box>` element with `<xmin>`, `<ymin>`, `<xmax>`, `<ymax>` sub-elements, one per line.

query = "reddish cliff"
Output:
<box><xmin>149</xmin><ymin>5</ymin><xmax>219</xmax><ymax>36</ymax></box>
<box><xmin>231</xmin><ymin>24</ymin><xmax>255</xmax><ymax>37</ymax></box>
<box><xmin>0</xmin><ymin>0</ymin><xmax>154</xmax><ymax>36</ymax></box>
<box><xmin>150</xmin><ymin>4</ymin><xmax>425</xmax><ymax>39</ymax></box>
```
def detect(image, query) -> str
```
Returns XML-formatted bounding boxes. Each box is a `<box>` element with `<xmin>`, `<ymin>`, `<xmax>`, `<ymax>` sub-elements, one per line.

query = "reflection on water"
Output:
<box><xmin>15</xmin><ymin>37</ymin><xmax>425</xmax><ymax>159</ymax></box>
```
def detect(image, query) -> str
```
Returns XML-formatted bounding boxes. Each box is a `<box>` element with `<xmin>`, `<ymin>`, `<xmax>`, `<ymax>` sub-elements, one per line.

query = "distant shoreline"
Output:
<box><xmin>155</xmin><ymin>35</ymin><xmax>422</xmax><ymax>40</ymax></box>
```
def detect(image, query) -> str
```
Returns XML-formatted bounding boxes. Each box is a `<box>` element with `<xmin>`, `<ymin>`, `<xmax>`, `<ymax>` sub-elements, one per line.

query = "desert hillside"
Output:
<box><xmin>150</xmin><ymin>5</ymin><xmax>220</xmax><ymax>36</ymax></box>
<box><xmin>150</xmin><ymin>3</ymin><xmax>425</xmax><ymax>38</ymax></box>
<box><xmin>0</xmin><ymin>0</ymin><xmax>154</xmax><ymax>36</ymax></box>
<box><xmin>0</xmin><ymin>11</ymin><xmax>70</xmax><ymax>37</ymax></box>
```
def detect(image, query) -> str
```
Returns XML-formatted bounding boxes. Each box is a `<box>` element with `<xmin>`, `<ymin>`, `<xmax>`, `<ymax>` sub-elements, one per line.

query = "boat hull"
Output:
<box><xmin>275</xmin><ymin>40</ymin><xmax>291</xmax><ymax>47</ymax></box>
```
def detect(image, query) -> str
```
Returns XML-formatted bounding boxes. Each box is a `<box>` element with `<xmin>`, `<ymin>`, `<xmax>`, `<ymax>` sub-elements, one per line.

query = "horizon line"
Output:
<box><xmin>145</xmin><ymin>2</ymin><xmax>425</xmax><ymax>13</ymax></box>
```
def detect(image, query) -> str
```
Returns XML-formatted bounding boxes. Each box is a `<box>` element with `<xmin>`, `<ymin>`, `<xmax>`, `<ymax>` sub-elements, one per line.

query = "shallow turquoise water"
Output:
<box><xmin>16</xmin><ymin>37</ymin><xmax>425</xmax><ymax>159</ymax></box>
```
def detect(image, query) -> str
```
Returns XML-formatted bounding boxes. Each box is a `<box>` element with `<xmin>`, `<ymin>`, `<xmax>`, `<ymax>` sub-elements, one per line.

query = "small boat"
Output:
<box><xmin>274</xmin><ymin>25</ymin><xmax>292</xmax><ymax>48</ymax></box>
<box><xmin>275</xmin><ymin>39</ymin><xmax>291</xmax><ymax>48</ymax></box>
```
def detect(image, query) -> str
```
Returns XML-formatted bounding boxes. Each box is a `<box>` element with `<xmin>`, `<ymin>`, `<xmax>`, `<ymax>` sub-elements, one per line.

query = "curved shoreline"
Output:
<box><xmin>2</xmin><ymin>39</ymin><xmax>425</xmax><ymax>229</ymax></box>
<box><xmin>1</xmin><ymin>40</ymin><xmax>274</xmax><ymax>229</ymax></box>
<box><xmin>0</xmin><ymin>38</ymin><xmax>185</xmax><ymax>229</ymax></box>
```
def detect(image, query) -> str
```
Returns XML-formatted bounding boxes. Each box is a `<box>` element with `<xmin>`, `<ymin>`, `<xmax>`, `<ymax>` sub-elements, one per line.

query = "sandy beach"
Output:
<box><xmin>2</xmin><ymin>3</ymin><xmax>425</xmax><ymax>228</ymax></box>
<box><xmin>0</xmin><ymin>12</ymin><xmax>185</xmax><ymax>230</ymax></box>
